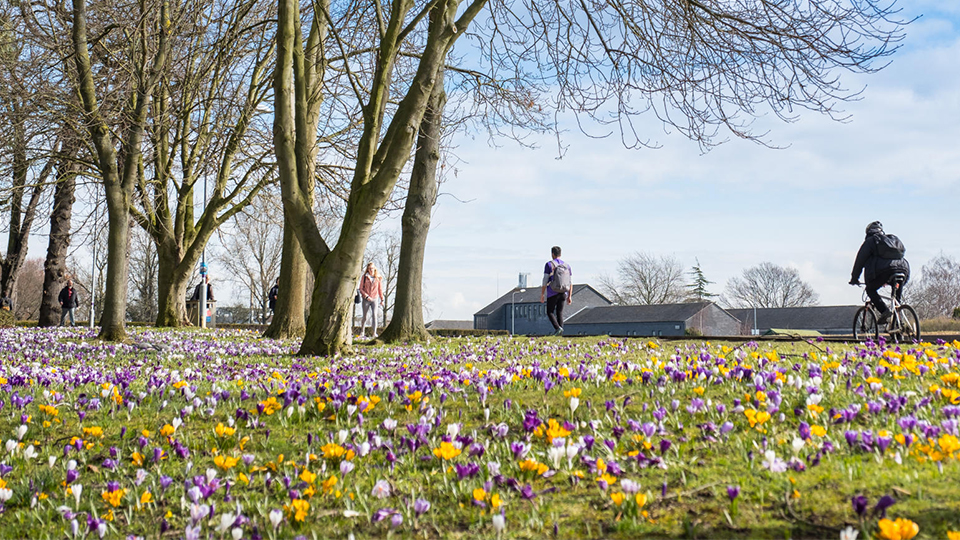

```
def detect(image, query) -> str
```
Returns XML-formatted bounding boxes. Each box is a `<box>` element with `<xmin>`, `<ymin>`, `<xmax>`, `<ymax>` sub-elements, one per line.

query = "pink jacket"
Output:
<box><xmin>359</xmin><ymin>272</ymin><xmax>384</xmax><ymax>302</ymax></box>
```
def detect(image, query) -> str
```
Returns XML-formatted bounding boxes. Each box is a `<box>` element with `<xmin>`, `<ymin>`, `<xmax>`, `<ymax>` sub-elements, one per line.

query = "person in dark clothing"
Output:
<box><xmin>268</xmin><ymin>278</ymin><xmax>279</xmax><ymax>313</ymax></box>
<box><xmin>850</xmin><ymin>221</ymin><xmax>910</xmax><ymax>324</ymax></box>
<box><xmin>58</xmin><ymin>279</ymin><xmax>80</xmax><ymax>326</ymax></box>
<box><xmin>540</xmin><ymin>246</ymin><xmax>573</xmax><ymax>335</ymax></box>
<box><xmin>191</xmin><ymin>276</ymin><xmax>215</xmax><ymax>302</ymax></box>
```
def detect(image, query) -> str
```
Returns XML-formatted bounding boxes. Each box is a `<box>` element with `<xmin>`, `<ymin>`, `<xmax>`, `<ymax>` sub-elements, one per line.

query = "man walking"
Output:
<box><xmin>59</xmin><ymin>279</ymin><xmax>80</xmax><ymax>326</ymax></box>
<box><xmin>540</xmin><ymin>246</ymin><xmax>572</xmax><ymax>335</ymax></box>
<box><xmin>850</xmin><ymin>221</ymin><xmax>910</xmax><ymax>325</ymax></box>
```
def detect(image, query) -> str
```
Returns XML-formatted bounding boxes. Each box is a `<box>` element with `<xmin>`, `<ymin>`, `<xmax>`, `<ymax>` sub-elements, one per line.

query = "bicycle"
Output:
<box><xmin>851</xmin><ymin>273</ymin><xmax>921</xmax><ymax>342</ymax></box>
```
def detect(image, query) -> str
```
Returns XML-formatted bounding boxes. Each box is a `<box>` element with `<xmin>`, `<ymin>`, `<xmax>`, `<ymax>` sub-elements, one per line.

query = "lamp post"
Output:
<box><xmin>511</xmin><ymin>288</ymin><xmax>525</xmax><ymax>336</ymax></box>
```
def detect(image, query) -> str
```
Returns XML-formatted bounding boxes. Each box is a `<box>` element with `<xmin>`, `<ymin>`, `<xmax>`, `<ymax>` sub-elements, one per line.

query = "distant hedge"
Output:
<box><xmin>428</xmin><ymin>329</ymin><xmax>509</xmax><ymax>337</ymax></box>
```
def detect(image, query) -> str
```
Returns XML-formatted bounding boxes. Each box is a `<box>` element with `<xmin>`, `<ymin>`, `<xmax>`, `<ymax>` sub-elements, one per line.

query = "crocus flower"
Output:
<box><xmin>413</xmin><ymin>498</ymin><xmax>430</xmax><ymax>517</ymax></box>
<box><xmin>873</xmin><ymin>495</ymin><xmax>896</xmax><ymax>518</ymax></box>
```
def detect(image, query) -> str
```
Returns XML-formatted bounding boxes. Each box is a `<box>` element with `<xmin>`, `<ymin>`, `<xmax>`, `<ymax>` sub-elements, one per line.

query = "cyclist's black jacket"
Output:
<box><xmin>851</xmin><ymin>227</ymin><xmax>910</xmax><ymax>283</ymax></box>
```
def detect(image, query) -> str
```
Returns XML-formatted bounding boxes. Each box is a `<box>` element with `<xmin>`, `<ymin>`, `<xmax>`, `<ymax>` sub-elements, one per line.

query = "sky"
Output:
<box><xmin>416</xmin><ymin>3</ymin><xmax>960</xmax><ymax>322</ymax></box>
<box><xmin>24</xmin><ymin>2</ymin><xmax>959</xmax><ymax>324</ymax></box>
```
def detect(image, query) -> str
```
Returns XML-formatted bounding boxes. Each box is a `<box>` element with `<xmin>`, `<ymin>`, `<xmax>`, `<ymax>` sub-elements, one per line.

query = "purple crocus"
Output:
<box><xmin>413</xmin><ymin>498</ymin><xmax>430</xmax><ymax>517</ymax></box>
<box><xmin>873</xmin><ymin>495</ymin><xmax>896</xmax><ymax>518</ymax></box>
<box><xmin>727</xmin><ymin>485</ymin><xmax>740</xmax><ymax>501</ymax></box>
<box><xmin>851</xmin><ymin>495</ymin><xmax>868</xmax><ymax>517</ymax></box>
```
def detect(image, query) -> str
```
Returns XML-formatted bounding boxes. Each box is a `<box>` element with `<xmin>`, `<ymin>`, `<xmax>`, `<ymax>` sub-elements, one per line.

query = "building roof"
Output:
<box><xmin>565</xmin><ymin>302</ymin><xmax>715</xmax><ymax>325</ymax></box>
<box><xmin>726</xmin><ymin>306</ymin><xmax>860</xmax><ymax>331</ymax></box>
<box><xmin>474</xmin><ymin>284</ymin><xmax>609</xmax><ymax>316</ymax></box>
<box><xmin>425</xmin><ymin>320</ymin><xmax>474</xmax><ymax>330</ymax></box>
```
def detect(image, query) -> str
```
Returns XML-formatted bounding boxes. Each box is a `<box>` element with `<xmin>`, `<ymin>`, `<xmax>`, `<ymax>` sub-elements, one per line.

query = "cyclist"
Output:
<box><xmin>849</xmin><ymin>221</ymin><xmax>910</xmax><ymax>325</ymax></box>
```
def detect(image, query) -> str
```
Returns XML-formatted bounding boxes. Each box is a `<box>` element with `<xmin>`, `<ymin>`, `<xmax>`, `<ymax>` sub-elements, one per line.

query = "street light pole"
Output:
<box><xmin>511</xmin><ymin>288</ymin><xmax>526</xmax><ymax>335</ymax></box>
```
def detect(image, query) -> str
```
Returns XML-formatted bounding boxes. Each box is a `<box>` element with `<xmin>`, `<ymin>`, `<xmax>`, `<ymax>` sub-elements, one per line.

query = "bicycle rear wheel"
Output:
<box><xmin>897</xmin><ymin>305</ymin><xmax>921</xmax><ymax>343</ymax></box>
<box><xmin>853</xmin><ymin>307</ymin><xmax>878</xmax><ymax>341</ymax></box>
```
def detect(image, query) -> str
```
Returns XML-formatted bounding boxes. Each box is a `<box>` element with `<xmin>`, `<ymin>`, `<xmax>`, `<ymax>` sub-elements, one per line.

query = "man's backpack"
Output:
<box><xmin>876</xmin><ymin>233</ymin><xmax>906</xmax><ymax>259</ymax></box>
<box><xmin>549</xmin><ymin>261</ymin><xmax>572</xmax><ymax>294</ymax></box>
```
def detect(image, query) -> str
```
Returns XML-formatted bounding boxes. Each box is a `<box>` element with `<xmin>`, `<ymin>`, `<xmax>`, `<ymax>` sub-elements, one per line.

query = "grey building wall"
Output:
<box><xmin>684</xmin><ymin>304</ymin><xmax>741</xmax><ymax>335</ymax></box>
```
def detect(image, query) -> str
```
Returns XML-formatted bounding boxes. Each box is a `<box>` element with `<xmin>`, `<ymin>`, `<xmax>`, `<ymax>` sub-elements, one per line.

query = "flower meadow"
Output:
<box><xmin>1</xmin><ymin>328</ymin><xmax>960</xmax><ymax>539</ymax></box>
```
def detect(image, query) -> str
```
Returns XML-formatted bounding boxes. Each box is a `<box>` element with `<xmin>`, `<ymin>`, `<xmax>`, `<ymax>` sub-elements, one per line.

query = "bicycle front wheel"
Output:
<box><xmin>853</xmin><ymin>307</ymin><xmax>879</xmax><ymax>341</ymax></box>
<box><xmin>897</xmin><ymin>305</ymin><xmax>921</xmax><ymax>343</ymax></box>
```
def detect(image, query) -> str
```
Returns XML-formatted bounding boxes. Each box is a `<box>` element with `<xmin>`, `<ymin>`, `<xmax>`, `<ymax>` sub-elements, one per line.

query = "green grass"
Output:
<box><xmin>0</xmin><ymin>329</ymin><xmax>958</xmax><ymax>539</ymax></box>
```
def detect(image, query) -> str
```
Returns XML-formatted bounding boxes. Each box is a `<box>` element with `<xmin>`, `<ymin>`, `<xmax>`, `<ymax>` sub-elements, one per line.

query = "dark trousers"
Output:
<box><xmin>866</xmin><ymin>270</ymin><xmax>907</xmax><ymax>314</ymax></box>
<box><xmin>546</xmin><ymin>292</ymin><xmax>567</xmax><ymax>330</ymax></box>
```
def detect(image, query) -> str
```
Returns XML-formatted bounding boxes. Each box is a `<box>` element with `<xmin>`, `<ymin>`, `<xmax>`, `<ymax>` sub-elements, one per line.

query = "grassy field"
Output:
<box><xmin>0</xmin><ymin>328</ymin><xmax>958</xmax><ymax>539</ymax></box>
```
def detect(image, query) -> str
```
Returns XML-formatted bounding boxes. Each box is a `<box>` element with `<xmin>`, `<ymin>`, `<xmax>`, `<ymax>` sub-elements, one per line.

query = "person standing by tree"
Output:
<box><xmin>540</xmin><ymin>246</ymin><xmax>573</xmax><ymax>335</ymax></box>
<box><xmin>191</xmin><ymin>276</ymin><xmax>215</xmax><ymax>302</ymax></box>
<box><xmin>58</xmin><ymin>278</ymin><xmax>79</xmax><ymax>326</ymax></box>
<box><xmin>358</xmin><ymin>263</ymin><xmax>384</xmax><ymax>338</ymax></box>
<box><xmin>268</xmin><ymin>278</ymin><xmax>279</xmax><ymax>315</ymax></box>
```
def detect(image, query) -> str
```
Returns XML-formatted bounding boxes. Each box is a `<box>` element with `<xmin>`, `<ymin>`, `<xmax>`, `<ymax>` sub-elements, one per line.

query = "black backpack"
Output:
<box><xmin>876</xmin><ymin>233</ymin><xmax>905</xmax><ymax>259</ymax></box>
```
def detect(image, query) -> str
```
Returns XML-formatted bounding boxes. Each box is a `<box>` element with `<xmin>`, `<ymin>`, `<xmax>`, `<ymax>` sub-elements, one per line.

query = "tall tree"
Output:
<box><xmin>910</xmin><ymin>253</ymin><xmax>960</xmax><ymax>319</ymax></box>
<box><xmin>265</xmin><ymin>0</ymin><xmax>330</xmax><ymax>340</ymax></box>
<box><xmin>686</xmin><ymin>259</ymin><xmax>717</xmax><ymax>303</ymax></box>
<box><xmin>599</xmin><ymin>252</ymin><xmax>687</xmax><ymax>305</ymax></box>
<box><xmin>276</xmin><ymin>0</ymin><xmax>485</xmax><ymax>355</ymax></box>
<box><xmin>725</xmin><ymin>262</ymin><xmax>819</xmax><ymax>308</ymax></box>
<box><xmin>0</xmin><ymin>5</ymin><xmax>65</xmax><ymax>302</ymax></box>
<box><xmin>38</xmin><ymin>143</ymin><xmax>82</xmax><ymax>327</ymax></box>
<box><xmin>134</xmin><ymin>0</ymin><xmax>277</xmax><ymax>327</ymax></box>
<box><xmin>380</xmin><ymin>70</ymin><xmax>445</xmax><ymax>343</ymax></box>
<box><xmin>12</xmin><ymin>257</ymin><xmax>43</xmax><ymax>320</ymax></box>
<box><xmin>70</xmin><ymin>0</ymin><xmax>171</xmax><ymax>340</ymax></box>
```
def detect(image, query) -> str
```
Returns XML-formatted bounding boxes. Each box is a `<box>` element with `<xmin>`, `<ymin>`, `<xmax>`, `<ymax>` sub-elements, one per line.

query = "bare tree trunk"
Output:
<box><xmin>155</xmin><ymin>240</ymin><xmax>192</xmax><ymax>326</ymax></box>
<box><xmin>39</xmin><ymin>154</ymin><xmax>78</xmax><ymax>327</ymax></box>
<box><xmin>264</xmin><ymin>215</ymin><xmax>307</xmax><ymax>337</ymax></box>
<box><xmin>70</xmin><ymin>0</ymin><xmax>169</xmax><ymax>340</ymax></box>
<box><xmin>0</xmin><ymin>126</ymin><xmax>53</xmax><ymax>299</ymax></box>
<box><xmin>380</xmin><ymin>69</ymin><xmax>445</xmax><ymax>344</ymax></box>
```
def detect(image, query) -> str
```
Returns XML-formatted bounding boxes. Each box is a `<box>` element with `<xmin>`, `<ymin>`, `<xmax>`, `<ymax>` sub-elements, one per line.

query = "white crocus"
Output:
<box><xmin>216</xmin><ymin>512</ymin><xmax>236</xmax><ymax>533</ymax></box>
<box><xmin>269</xmin><ymin>509</ymin><xmax>283</xmax><ymax>529</ymax></box>
<box><xmin>840</xmin><ymin>526</ymin><xmax>859</xmax><ymax>540</ymax></box>
<box><xmin>492</xmin><ymin>514</ymin><xmax>506</xmax><ymax>533</ymax></box>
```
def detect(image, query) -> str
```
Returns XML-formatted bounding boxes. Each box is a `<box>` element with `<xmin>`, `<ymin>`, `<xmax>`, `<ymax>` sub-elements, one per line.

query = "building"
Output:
<box><xmin>726</xmin><ymin>306</ymin><xmax>860</xmax><ymax>335</ymax></box>
<box><xmin>473</xmin><ymin>284</ymin><xmax>611</xmax><ymax>335</ymax></box>
<box><xmin>563</xmin><ymin>302</ymin><xmax>741</xmax><ymax>337</ymax></box>
<box><xmin>425</xmin><ymin>320</ymin><xmax>474</xmax><ymax>331</ymax></box>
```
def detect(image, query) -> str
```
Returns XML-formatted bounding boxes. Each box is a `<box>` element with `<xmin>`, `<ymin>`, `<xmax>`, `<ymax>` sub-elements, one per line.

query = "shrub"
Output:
<box><xmin>920</xmin><ymin>317</ymin><xmax>960</xmax><ymax>333</ymax></box>
<box><xmin>0</xmin><ymin>309</ymin><xmax>14</xmax><ymax>328</ymax></box>
<box><xmin>429</xmin><ymin>329</ymin><xmax>509</xmax><ymax>337</ymax></box>
<box><xmin>953</xmin><ymin>307</ymin><xmax>960</xmax><ymax>320</ymax></box>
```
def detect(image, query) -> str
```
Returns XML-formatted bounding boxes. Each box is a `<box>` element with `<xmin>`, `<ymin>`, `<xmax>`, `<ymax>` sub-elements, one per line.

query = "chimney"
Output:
<box><xmin>518</xmin><ymin>273</ymin><xmax>529</xmax><ymax>289</ymax></box>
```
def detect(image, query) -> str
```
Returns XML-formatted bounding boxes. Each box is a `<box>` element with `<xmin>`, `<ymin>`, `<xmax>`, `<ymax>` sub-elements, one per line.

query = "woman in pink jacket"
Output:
<box><xmin>358</xmin><ymin>262</ymin><xmax>385</xmax><ymax>337</ymax></box>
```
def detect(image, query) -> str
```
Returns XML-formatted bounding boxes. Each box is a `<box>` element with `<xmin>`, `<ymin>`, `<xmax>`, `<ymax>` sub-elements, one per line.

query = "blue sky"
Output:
<box><xmin>418</xmin><ymin>3</ymin><xmax>960</xmax><ymax>321</ymax></box>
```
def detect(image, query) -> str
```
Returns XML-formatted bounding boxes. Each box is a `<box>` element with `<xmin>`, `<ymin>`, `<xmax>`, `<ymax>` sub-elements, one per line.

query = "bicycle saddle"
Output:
<box><xmin>888</xmin><ymin>273</ymin><xmax>907</xmax><ymax>285</ymax></box>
